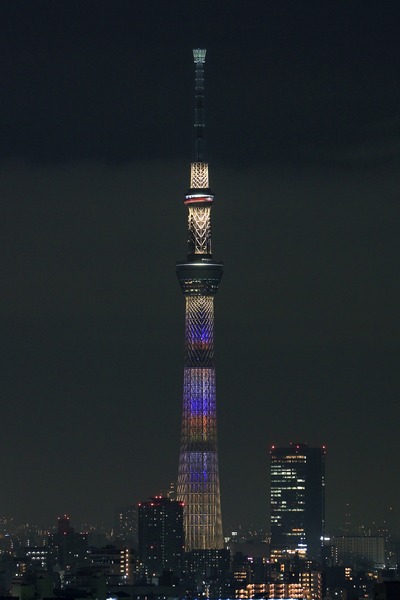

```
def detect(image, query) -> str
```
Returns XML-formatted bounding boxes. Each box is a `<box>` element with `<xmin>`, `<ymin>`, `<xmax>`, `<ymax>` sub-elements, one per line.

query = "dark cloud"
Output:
<box><xmin>1</xmin><ymin>1</ymin><xmax>400</xmax><ymax>531</ymax></box>
<box><xmin>1</xmin><ymin>2</ymin><xmax>399</xmax><ymax>167</ymax></box>
<box><xmin>1</xmin><ymin>157</ymin><xmax>399</xmax><ymax>530</ymax></box>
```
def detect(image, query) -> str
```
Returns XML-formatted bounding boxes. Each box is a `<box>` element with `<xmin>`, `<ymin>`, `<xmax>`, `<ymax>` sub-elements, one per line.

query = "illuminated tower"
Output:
<box><xmin>176</xmin><ymin>49</ymin><xmax>224</xmax><ymax>551</ymax></box>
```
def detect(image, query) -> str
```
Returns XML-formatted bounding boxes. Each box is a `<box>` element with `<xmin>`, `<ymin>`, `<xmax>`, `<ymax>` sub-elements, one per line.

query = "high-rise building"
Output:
<box><xmin>138</xmin><ymin>496</ymin><xmax>184</xmax><ymax>577</ymax></box>
<box><xmin>332</xmin><ymin>535</ymin><xmax>385</xmax><ymax>568</ymax></box>
<box><xmin>48</xmin><ymin>515</ymin><xmax>88</xmax><ymax>570</ymax></box>
<box><xmin>88</xmin><ymin>545</ymin><xmax>136</xmax><ymax>584</ymax></box>
<box><xmin>176</xmin><ymin>49</ymin><xmax>224</xmax><ymax>551</ymax></box>
<box><xmin>114</xmin><ymin>504</ymin><xmax>138</xmax><ymax>547</ymax></box>
<box><xmin>270</xmin><ymin>443</ymin><xmax>325</xmax><ymax>561</ymax></box>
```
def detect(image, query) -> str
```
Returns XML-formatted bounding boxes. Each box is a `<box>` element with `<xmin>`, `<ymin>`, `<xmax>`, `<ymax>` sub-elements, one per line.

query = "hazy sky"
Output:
<box><xmin>1</xmin><ymin>1</ymin><xmax>399</xmax><ymax>534</ymax></box>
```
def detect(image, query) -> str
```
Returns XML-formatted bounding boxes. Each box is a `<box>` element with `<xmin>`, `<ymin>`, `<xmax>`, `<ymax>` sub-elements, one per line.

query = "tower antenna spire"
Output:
<box><xmin>187</xmin><ymin>49</ymin><xmax>211</xmax><ymax>195</ymax></box>
<box><xmin>193</xmin><ymin>48</ymin><xmax>207</xmax><ymax>163</ymax></box>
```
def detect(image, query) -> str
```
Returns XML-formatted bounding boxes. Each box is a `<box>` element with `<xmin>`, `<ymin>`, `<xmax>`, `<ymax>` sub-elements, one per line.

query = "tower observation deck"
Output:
<box><xmin>176</xmin><ymin>49</ymin><xmax>224</xmax><ymax>551</ymax></box>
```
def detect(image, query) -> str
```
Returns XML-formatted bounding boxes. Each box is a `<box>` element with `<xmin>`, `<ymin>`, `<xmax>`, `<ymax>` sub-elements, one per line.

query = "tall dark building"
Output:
<box><xmin>270</xmin><ymin>443</ymin><xmax>325</xmax><ymax>561</ymax></box>
<box><xmin>138</xmin><ymin>497</ymin><xmax>184</xmax><ymax>577</ymax></box>
<box><xmin>114</xmin><ymin>505</ymin><xmax>137</xmax><ymax>547</ymax></box>
<box><xmin>48</xmin><ymin>515</ymin><xmax>88</xmax><ymax>570</ymax></box>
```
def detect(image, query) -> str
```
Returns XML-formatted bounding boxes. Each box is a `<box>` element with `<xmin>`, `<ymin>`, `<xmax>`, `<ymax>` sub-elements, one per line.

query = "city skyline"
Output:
<box><xmin>1</xmin><ymin>2</ymin><xmax>399</xmax><ymax>533</ymax></box>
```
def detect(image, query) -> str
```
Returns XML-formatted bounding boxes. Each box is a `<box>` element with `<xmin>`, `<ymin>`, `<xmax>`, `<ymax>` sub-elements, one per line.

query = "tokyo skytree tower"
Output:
<box><xmin>176</xmin><ymin>49</ymin><xmax>224</xmax><ymax>551</ymax></box>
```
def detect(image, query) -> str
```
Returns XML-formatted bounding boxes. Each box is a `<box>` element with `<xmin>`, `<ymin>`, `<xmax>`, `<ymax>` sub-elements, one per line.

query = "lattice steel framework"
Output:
<box><xmin>188</xmin><ymin>207</ymin><xmax>212</xmax><ymax>255</ymax></box>
<box><xmin>176</xmin><ymin>49</ymin><xmax>224</xmax><ymax>551</ymax></box>
<box><xmin>190</xmin><ymin>162</ymin><xmax>209</xmax><ymax>188</ymax></box>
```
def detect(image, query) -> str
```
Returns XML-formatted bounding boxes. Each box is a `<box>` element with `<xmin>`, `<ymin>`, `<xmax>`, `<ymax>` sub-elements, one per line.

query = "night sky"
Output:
<box><xmin>1</xmin><ymin>1</ymin><xmax>399</xmax><ymax>534</ymax></box>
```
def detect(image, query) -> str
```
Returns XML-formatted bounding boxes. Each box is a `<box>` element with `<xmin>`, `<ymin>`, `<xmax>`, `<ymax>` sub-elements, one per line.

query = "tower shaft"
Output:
<box><xmin>176</xmin><ymin>49</ymin><xmax>223</xmax><ymax>551</ymax></box>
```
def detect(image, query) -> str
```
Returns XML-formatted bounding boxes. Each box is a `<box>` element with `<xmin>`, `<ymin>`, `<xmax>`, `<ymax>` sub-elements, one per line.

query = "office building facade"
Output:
<box><xmin>270</xmin><ymin>443</ymin><xmax>325</xmax><ymax>561</ymax></box>
<box><xmin>138</xmin><ymin>496</ymin><xmax>184</xmax><ymax>576</ymax></box>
